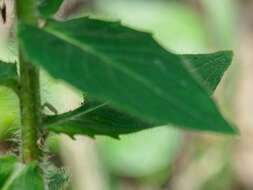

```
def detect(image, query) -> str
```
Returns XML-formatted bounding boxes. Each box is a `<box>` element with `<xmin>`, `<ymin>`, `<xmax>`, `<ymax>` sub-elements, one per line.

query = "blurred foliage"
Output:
<box><xmin>97</xmin><ymin>127</ymin><xmax>182</xmax><ymax>178</ymax></box>
<box><xmin>200</xmin><ymin>165</ymin><xmax>235</xmax><ymax>190</ymax></box>
<box><xmin>201</xmin><ymin>0</ymin><xmax>238</xmax><ymax>48</ymax></box>
<box><xmin>0</xmin><ymin>87</ymin><xmax>19</xmax><ymax>140</ymax></box>
<box><xmin>94</xmin><ymin>0</ymin><xmax>209</xmax><ymax>53</ymax></box>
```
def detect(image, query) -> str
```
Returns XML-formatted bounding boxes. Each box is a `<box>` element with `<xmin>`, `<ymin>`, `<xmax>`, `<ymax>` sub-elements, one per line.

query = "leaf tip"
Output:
<box><xmin>220</xmin><ymin>123</ymin><xmax>238</xmax><ymax>135</ymax></box>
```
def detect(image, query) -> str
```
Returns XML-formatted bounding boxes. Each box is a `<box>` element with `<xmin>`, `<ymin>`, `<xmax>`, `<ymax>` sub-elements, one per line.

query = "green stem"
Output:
<box><xmin>19</xmin><ymin>53</ymin><xmax>42</xmax><ymax>163</ymax></box>
<box><xmin>16</xmin><ymin>0</ymin><xmax>37</xmax><ymax>25</ymax></box>
<box><xmin>16</xmin><ymin>0</ymin><xmax>41</xmax><ymax>163</ymax></box>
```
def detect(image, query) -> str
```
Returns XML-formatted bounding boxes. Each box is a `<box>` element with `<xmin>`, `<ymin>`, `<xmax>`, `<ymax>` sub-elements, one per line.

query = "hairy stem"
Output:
<box><xmin>19</xmin><ymin>53</ymin><xmax>41</xmax><ymax>162</ymax></box>
<box><xmin>16</xmin><ymin>0</ymin><xmax>41</xmax><ymax>163</ymax></box>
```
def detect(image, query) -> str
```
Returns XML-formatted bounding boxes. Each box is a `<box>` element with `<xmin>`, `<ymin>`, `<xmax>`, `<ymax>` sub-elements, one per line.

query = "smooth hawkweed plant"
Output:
<box><xmin>0</xmin><ymin>0</ymin><xmax>237</xmax><ymax>189</ymax></box>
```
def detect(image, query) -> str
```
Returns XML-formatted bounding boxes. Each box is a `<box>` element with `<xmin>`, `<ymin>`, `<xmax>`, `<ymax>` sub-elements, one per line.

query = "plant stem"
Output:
<box><xmin>16</xmin><ymin>0</ymin><xmax>37</xmax><ymax>25</ymax></box>
<box><xmin>16</xmin><ymin>0</ymin><xmax>41</xmax><ymax>163</ymax></box>
<box><xmin>19</xmin><ymin>53</ymin><xmax>42</xmax><ymax>163</ymax></box>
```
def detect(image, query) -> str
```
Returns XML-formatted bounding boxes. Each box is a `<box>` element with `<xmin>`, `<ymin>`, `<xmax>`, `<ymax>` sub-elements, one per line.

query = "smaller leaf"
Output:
<box><xmin>38</xmin><ymin>0</ymin><xmax>64</xmax><ymax>17</ymax></box>
<box><xmin>44</xmin><ymin>99</ymin><xmax>154</xmax><ymax>139</ymax></box>
<box><xmin>8</xmin><ymin>162</ymin><xmax>44</xmax><ymax>190</ymax></box>
<box><xmin>0</xmin><ymin>156</ymin><xmax>19</xmax><ymax>189</ymax></box>
<box><xmin>0</xmin><ymin>60</ymin><xmax>17</xmax><ymax>88</ymax></box>
<box><xmin>182</xmin><ymin>51</ymin><xmax>233</xmax><ymax>94</ymax></box>
<box><xmin>0</xmin><ymin>156</ymin><xmax>44</xmax><ymax>190</ymax></box>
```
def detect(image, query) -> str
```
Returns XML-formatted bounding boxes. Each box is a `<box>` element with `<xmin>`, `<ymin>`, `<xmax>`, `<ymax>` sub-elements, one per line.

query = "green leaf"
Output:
<box><xmin>18</xmin><ymin>18</ymin><xmax>236</xmax><ymax>134</ymax></box>
<box><xmin>0</xmin><ymin>156</ymin><xmax>19</xmax><ymax>189</ymax></box>
<box><xmin>44</xmin><ymin>51</ymin><xmax>233</xmax><ymax>138</ymax></box>
<box><xmin>38</xmin><ymin>0</ymin><xmax>64</xmax><ymax>17</ymax></box>
<box><xmin>44</xmin><ymin>99</ymin><xmax>154</xmax><ymax>138</ymax></box>
<box><xmin>181</xmin><ymin>51</ymin><xmax>233</xmax><ymax>95</ymax></box>
<box><xmin>0</xmin><ymin>156</ymin><xmax>44</xmax><ymax>190</ymax></box>
<box><xmin>44</xmin><ymin>50</ymin><xmax>232</xmax><ymax>138</ymax></box>
<box><xmin>7</xmin><ymin>163</ymin><xmax>44</xmax><ymax>190</ymax></box>
<box><xmin>0</xmin><ymin>61</ymin><xmax>17</xmax><ymax>88</ymax></box>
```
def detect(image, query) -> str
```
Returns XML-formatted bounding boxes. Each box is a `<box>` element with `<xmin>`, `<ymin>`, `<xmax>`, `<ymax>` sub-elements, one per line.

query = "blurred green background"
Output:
<box><xmin>1</xmin><ymin>0</ymin><xmax>252</xmax><ymax>189</ymax></box>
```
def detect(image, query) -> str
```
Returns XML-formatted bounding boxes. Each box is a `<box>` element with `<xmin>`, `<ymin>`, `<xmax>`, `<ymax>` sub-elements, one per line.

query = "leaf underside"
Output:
<box><xmin>18</xmin><ymin>17</ymin><xmax>236</xmax><ymax>137</ymax></box>
<box><xmin>44</xmin><ymin>99</ymin><xmax>155</xmax><ymax>138</ymax></box>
